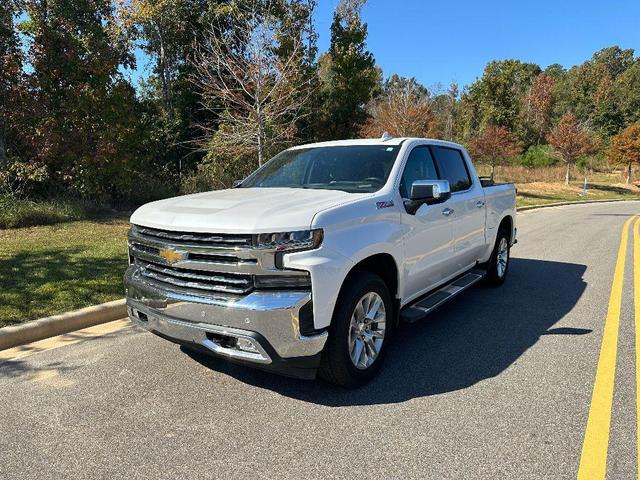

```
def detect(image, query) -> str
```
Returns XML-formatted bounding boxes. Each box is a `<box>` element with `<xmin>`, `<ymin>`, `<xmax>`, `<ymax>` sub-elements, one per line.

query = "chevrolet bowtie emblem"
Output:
<box><xmin>159</xmin><ymin>248</ymin><xmax>187</xmax><ymax>264</ymax></box>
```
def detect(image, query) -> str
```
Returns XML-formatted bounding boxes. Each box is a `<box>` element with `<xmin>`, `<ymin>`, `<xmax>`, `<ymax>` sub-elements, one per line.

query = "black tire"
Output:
<box><xmin>318</xmin><ymin>271</ymin><xmax>392</xmax><ymax>388</ymax></box>
<box><xmin>484</xmin><ymin>228</ymin><xmax>510</xmax><ymax>287</ymax></box>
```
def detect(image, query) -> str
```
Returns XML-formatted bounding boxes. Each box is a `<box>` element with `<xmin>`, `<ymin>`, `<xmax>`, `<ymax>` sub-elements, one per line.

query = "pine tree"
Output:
<box><xmin>317</xmin><ymin>0</ymin><xmax>378</xmax><ymax>140</ymax></box>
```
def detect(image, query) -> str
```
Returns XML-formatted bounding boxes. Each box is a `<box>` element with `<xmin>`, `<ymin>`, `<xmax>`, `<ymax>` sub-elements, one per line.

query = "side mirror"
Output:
<box><xmin>232</xmin><ymin>179</ymin><xmax>243</xmax><ymax>188</ymax></box>
<box><xmin>405</xmin><ymin>180</ymin><xmax>451</xmax><ymax>214</ymax></box>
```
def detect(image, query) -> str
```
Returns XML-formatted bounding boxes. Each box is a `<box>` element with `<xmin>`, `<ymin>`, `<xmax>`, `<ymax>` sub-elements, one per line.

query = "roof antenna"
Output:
<box><xmin>381</xmin><ymin>132</ymin><xmax>393</xmax><ymax>141</ymax></box>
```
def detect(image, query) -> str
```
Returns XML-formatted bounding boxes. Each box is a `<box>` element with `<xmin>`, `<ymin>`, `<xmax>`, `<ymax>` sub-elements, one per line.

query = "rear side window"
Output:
<box><xmin>432</xmin><ymin>147</ymin><xmax>472</xmax><ymax>192</ymax></box>
<box><xmin>399</xmin><ymin>146</ymin><xmax>439</xmax><ymax>198</ymax></box>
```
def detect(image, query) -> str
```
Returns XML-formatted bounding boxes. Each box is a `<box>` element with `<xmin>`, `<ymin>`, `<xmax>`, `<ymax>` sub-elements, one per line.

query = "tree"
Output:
<box><xmin>467</xmin><ymin>126</ymin><xmax>521</xmax><ymax>180</ymax></box>
<box><xmin>609</xmin><ymin>123</ymin><xmax>640</xmax><ymax>184</ymax></box>
<box><xmin>554</xmin><ymin>47</ymin><xmax>635</xmax><ymax>137</ymax></box>
<box><xmin>360</xmin><ymin>75</ymin><xmax>437</xmax><ymax>138</ymax></box>
<box><xmin>115</xmin><ymin>0</ymin><xmax>217</xmax><ymax>183</ymax></box>
<box><xmin>591</xmin><ymin>46</ymin><xmax>635</xmax><ymax>78</ymax></box>
<box><xmin>444</xmin><ymin>81</ymin><xmax>459</xmax><ymax>141</ymax></box>
<box><xmin>616</xmin><ymin>60</ymin><xmax>640</xmax><ymax>126</ymax></box>
<box><xmin>524</xmin><ymin>73</ymin><xmax>556</xmax><ymax>144</ymax></box>
<box><xmin>316</xmin><ymin>0</ymin><xmax>378</xmax><ymax>139</ymax></box>
<box><xmin>192</xmin><ymin>0</ymin><xmax>315</xmax><ymax>168</ymax></box>
<box><xmin>0</xmin><ymin>0</ymin><xmax>26</xmax><ymax>166</ymax></box>
<box><xmin>544</xmin><ymin>63</ymin><xmax>566</xmax><ymax>78</ymax></box>
<box><xmin>272</xmin><ymin>0</ymin><xmax>318</xmax><ymax>141</ymax></box>
<box><xmin>459</xmin><ymin>59</ymin><xmax>541</xmax><ymax>143</ymax></box>
<box><xmin>547</xmin><ymin>112</ymin><xmax>599</xmax><ymax>184</ymax></box>
<box><xmin>427</xmin><ymin>81</ymin><xmax>461</xmax><ymax>141</ymax></box>
<box><xmin>20</xmin><ymin>0</ymin><xmax>148</xmax><ymax>201</ymax></box>
<box><xmin>115</xmin><ymin>0</ymin><xmax>207</xmax><ymax>120</ymax></box>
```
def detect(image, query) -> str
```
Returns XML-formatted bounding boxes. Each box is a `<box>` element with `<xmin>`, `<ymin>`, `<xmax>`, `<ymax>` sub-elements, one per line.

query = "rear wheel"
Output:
<box><xmin>319</xmin><ymin>272</ymin><xmax>392</xmax><ymax>388</ymax></box>
<box><xmin>484</xmin><ymin>228</ymin><xmax>510</xmax><ymax>286</ymax></box>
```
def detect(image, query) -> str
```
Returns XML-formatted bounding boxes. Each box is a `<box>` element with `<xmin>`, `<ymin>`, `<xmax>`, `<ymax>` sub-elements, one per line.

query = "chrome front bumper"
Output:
<box><xmin>124</xmin><ymin>266</ymin><xmax>328</xmax><ymax>373</ymax></box>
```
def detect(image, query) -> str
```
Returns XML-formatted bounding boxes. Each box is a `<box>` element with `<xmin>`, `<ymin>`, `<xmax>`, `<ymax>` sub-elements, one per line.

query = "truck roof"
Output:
<box><xmin>290</xmin><ymin>137</ymin><xmax>465</xmax><ymax>150</ymax></box>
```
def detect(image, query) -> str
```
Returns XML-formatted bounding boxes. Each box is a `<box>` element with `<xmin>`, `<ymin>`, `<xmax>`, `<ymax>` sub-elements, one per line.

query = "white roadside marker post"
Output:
<box><xmin>581</xmin><ymin>176</ymin><xmax>588</xmax><ymax>196</ymax></box>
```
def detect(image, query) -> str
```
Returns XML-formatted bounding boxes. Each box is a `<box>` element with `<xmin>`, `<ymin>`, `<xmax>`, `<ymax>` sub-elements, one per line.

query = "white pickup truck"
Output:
<box><xmin>125</xmin><ymin>137</ymin><xmax>516</xmax><ymax>387</ymax></box>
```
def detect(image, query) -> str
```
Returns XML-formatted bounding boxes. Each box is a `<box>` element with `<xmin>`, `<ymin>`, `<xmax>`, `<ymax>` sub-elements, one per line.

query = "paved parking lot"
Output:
<box><xmin>1</xmin><ymin>201</ymin><xmax>639</xmax><ymax>479</ymax></box>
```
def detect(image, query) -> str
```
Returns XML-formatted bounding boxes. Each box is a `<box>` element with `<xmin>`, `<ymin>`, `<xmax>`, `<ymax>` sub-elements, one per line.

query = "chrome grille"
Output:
<box><xmin>130</xmin><ymin>243</ymin><xmax>158</xmax><ymax>255</ymax></box>
<box><xmin>129</xmin><ymin>242</ymin><xmax>254</xmax><ymax>266</ymax></box>
<box><xmin>134</xmin><ymin>226</ymin><xmax>253</xmax><ymax>247</ymax></box>
<box><xmin>135</xmin><ymin>259</ymin><xmax>253</xmax><ymax>295</ymax></box>
<box><xmin>128</xmin><ymin>224</ymin><xmax>309</xmax><ymax>300</ymax></box>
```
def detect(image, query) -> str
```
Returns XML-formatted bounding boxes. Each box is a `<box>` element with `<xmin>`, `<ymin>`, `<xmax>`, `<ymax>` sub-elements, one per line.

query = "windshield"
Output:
<box><xmin>240</xmin><ymin>145</ymin><xmax>401</xmax><ymax>193</ymax></box>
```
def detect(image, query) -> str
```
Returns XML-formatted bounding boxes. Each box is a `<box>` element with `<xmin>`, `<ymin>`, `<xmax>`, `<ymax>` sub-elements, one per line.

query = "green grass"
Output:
<box><xmin>0</xmin><ymin>195</ymin><xmax>94</xmax><ymax>229</ymax></box>
<box><xmin>0</xmin><ymin>220</ymin><xmax>130</xmax><ymax>327</ymax></box>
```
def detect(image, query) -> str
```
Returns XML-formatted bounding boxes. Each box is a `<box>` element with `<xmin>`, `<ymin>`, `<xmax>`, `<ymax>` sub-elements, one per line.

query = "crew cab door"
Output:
<box><xmin>399</xmin><ymin>145</ymin><xmax>455</xmax><ymax>301</ymax></box>
<box><xmin>431</xmin><ymin>146</ymin><xmax>486</xmax><ymax>271</ymax></box>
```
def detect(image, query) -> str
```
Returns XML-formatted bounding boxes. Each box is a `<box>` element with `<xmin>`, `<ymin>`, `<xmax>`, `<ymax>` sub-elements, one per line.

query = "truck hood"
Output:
<box><xmin>130</xmin><ymin>187</ymin><xmax>364</xmax><ymax>233</ymax></box>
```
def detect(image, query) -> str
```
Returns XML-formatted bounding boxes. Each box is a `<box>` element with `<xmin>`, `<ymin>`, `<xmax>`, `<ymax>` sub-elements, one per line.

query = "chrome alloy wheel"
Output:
<box><xmin>348</xmin><ymin>292</ymin><xmax>386</xmax><ymax>370</ymax></box>
<box><xmin>497</xmin><ymin>237</ymin><xmax>509</xmax><ymax>278</ymax></box>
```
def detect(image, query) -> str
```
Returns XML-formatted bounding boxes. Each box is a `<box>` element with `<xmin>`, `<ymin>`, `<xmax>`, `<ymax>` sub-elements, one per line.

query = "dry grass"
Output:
<box><xmin>478</xmin><ymin>165</ymin><xmax>567</xmax><ymax>183</ymax></box>
<box><xmin>477</xmin><ymin>165</ymin><xmax>637</xmax><ymax>185</ymax></box>
<box><xmin>474</xmin><ymin>165</ymin><xmax>640</xmax><ymax>207</ymax></box>
<box><xmin>515</xmin><ymin>181</ymin><xmax>640</xmax><ymax>207</ymax></box>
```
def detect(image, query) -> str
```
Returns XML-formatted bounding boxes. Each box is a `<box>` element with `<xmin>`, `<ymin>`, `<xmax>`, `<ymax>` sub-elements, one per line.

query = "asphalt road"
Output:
<box><xmin>2</xmin><ymin>201</ymin><xmax>640</xmax><ymax>479</ymax></box>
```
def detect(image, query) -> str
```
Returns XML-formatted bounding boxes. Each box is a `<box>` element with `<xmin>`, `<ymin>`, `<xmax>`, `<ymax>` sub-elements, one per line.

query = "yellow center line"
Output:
<box><xmin>0</xmin><ymin>319</ymin><xmax>132</xmax><ymax>362</ymax></box>
<box><xmin>635</xmin><ymin>219</ymin><xmax>640</xmax><ymax>478</ymax></box>
<box><xmin>578</xmin><ymin>214</ymin><xmax>638</xmax><ymax>479</ymax></box>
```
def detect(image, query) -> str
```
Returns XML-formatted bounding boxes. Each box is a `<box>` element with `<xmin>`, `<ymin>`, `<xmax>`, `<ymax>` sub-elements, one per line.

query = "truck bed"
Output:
<box><xmin>479</xmin><ymin>176</ymin><xmax>514</xmax><ymax>188</ymax></box>
<box><xmin>482</xmin><ymin>180</ymin><xmax>517</xmax><ymax>233</ymax></box>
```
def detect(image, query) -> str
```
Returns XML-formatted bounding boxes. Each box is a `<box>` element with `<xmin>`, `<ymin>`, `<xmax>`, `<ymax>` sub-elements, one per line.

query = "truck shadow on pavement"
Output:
<box><xmin>186</xmin><ymin>257</ymin><xmax>588</xmax><ymax>406</ymax></box>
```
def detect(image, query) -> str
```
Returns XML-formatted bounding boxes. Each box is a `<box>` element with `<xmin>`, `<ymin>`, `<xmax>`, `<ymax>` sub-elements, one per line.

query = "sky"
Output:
<box><xmin>312</xmin><ymin>0</ymin><xmax>640</xmax><ymax>90</ymax></box>
<box><xmin>127</xmin><ymin>0</ymin><xmax>640</xmax><ymax>90</ymax></box>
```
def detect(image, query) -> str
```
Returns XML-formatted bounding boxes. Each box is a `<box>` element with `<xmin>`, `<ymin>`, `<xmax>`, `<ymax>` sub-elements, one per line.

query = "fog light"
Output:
<box><xmin>254</xmin><ymin>273</ymin><xmax>311</xmax><ymax>289</ymax></box>
<box><xmin>236</xmin><ymin>337</ymin><xmax>259</xmax><ymax>353</ymax></box>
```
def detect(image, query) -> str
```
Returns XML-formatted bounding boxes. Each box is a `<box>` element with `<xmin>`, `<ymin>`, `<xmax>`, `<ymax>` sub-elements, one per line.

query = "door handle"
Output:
<box><xmin>442</xmin><ymin>208</ymin><xmax>454</xmax><ymax>216</ymax></box>
<box><xmin>476</xmin><ymin>201</ymin><xmax>485</xmax><ymax>208</ymax></box>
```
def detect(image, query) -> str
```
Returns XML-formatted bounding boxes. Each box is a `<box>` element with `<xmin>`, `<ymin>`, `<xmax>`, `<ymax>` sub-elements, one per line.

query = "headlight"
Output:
<box><xmin>255</xmin><ymin>229</ymin><xmax>323</xmax><ymax>252</ymax></box>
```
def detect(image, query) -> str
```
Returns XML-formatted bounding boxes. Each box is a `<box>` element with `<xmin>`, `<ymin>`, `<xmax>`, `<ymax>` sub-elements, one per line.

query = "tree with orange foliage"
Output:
<box><xmin>361</xmin><ymin>76</ymin><xmax>438</xmax><ymax>138</ymax></box>
<box><xmin>547</xmin><ymin>112</ymin><xmax>599</xmax><ymax>185</ymax></box>
<box><xmin>467</xmin><ymin>126</ymin><xmax>521</xmax><ymax>180</ymax></box>
<box><xmin>524</xmin><ymin>73</ymin><xmax>556</xmax><ymax>143</ymax></box>
<box><xmin>609</xmin><ymin>123</ymin><xmax>640</xmax><ymax>184</ymax></box>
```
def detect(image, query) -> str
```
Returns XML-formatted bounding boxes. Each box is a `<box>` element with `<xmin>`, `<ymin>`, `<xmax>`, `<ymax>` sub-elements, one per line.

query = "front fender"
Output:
<box><xmin>285</xmin><ymin>215</ymin><xmax>405</xmax><ymax>330</ymax></box>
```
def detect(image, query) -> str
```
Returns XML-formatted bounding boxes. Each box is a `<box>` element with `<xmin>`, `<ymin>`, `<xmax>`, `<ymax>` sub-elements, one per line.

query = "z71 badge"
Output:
<box><xmin>376</xmin><ymin>200</ymin><xmax>394</xmax><ymax>209</ymax></box>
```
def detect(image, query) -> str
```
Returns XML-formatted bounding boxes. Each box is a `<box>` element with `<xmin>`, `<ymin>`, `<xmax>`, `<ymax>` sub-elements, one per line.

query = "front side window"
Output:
<box><xmin>240</xmin><ymin>145</ymin><xmax>401</xmax><ymax>193</ymax></box>
<box><xmin>432</xmin><ymin>146</ymin><xmax>472</xmax><ymax>192</ymax></box>
<box><xmin>399</xmin><ymin>146</ymin><xmax>439</xmax><ymax>198</ymax></box>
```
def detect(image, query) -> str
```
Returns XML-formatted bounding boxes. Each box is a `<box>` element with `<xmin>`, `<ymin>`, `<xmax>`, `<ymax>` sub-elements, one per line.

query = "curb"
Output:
<box><xmin>518</xmin><ymin>198</ymin><xmax>640</xmax><ymax>212</ymax></box>
<box><xmin>0</xmin><ymin>298</ymin><xmax>127</xmax><ymax>351</ymax></box>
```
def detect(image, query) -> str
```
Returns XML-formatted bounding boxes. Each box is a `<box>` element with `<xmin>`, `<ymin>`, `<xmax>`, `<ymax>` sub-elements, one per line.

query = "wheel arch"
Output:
<box><xmin>480</xmin><ymin>212</ymin><xmax>515</xmax><ymax>264</ymax></box>
<box><xmin>339</xmin><ymin>252</ymin><xmax>401</xmax><ymax>324</ymax></box>
<box><xmin>498</xmin><ymin>214</ymin><xmax>514</xmax><ymax>243</ymax></box>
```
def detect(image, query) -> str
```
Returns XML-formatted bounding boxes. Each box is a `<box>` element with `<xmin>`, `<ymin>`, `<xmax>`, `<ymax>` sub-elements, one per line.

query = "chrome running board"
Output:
<box><xmin>400</xmin><ymin>269</ymin><xmax>486</xmax><ymax>323</ymax></box>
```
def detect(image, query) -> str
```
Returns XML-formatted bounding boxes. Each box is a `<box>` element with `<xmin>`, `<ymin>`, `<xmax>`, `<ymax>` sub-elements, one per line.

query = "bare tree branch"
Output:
<box><xmin>191</xmin><ymin>0</ymin><xmax>315</xmax><ymax>168</ymax></box>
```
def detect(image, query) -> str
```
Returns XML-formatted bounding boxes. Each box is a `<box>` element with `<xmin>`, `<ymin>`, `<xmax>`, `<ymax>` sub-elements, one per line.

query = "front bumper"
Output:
<box><xmin>124</xmin><ymin>266</ymin><xmax>328</xmax><ymax>379</ymax></box>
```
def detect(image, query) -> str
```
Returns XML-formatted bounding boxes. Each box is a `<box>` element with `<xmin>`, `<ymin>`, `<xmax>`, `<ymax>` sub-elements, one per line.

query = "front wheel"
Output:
<box><xmin>484</xmin><ymin>229</ymin><xmax>510</xmax><ymax>286</ymax></box>
<box><xmin>319</xmin><ymin>272</ymin><xmax>392</xmax><ymax>388</ymax></box>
